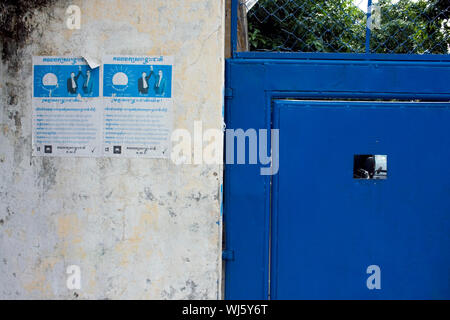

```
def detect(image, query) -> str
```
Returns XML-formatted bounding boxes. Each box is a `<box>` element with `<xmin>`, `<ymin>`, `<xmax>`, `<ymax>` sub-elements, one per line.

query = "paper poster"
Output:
<box><xmin>32</xmin><ymin>56</ymin><xmax>102</xmax><ymax>157</ymax></box>
<box><xmin>32</xmin><ymin>55</ymin><xmax>173</xmax><ymax>159</ymax></box>
<box><xmin>102</xmin><ymin>56</ymin><xmax>173</xmax><ymax>158</ymax></box>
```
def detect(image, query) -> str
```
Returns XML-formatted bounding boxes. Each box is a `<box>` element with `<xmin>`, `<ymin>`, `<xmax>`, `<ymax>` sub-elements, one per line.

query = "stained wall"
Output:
<box><xmin>0</xmin><ymin>0</ymin><xmax>224</xmax><ymax>299</ymax></box>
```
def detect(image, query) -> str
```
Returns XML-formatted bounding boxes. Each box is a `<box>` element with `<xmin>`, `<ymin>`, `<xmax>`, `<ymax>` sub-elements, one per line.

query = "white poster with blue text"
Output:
<box><xmin>102</xmin><ymin>55</ymin><xmax>173</xmax><ymax>158</ymax></box>
<box><xmin>32</xmin><ymin>56</ymin><xmax>102</xmax><ymax>157</ymax></box>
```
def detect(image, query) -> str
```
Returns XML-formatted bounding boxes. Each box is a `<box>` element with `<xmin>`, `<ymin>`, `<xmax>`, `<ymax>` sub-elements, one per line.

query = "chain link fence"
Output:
<box><xmin>239</xmin><ymin>0</ymin><xmax>450</xmax><ymax>54</ymax></box>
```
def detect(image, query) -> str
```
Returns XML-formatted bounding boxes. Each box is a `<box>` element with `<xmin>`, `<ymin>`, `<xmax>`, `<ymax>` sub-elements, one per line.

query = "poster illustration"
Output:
<box><xmin>32</xmin><ymin>56</ymin><xmax>102</xmax><ymax>157</ymax></box>
<box><xmin>102</xmin><ymin>56</ymin><xmax>173</xmax><ymax>158</ymax></box>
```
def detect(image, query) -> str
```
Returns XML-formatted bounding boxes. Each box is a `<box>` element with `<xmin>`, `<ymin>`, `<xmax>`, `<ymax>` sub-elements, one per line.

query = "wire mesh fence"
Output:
<box><xmin>240</xmin><ymin>0</ymin><xmax>450</xmax><ymax>54</ymax></box>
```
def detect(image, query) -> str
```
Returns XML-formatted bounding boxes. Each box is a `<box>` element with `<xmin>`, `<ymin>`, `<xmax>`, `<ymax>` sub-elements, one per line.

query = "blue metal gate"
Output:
<box><xmin>224</xmin><ymin>0</ymin><xmax>450</xmax><ymax>299</ymax></box>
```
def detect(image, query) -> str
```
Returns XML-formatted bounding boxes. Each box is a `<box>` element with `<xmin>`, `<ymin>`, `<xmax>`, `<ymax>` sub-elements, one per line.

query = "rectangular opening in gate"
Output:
<box><xmin>353</xmin><ymin>155</ymin><xmax>387</xmax><ymax>180</ymax></box>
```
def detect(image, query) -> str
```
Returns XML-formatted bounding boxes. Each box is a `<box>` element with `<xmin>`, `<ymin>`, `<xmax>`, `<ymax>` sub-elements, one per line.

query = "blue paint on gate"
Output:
<box><xmin>226</xmin><ymin>0</ymin><xmax>450</xmax><ymax>300</ymax></box>
<box><xmin>272</xmin><ymin>100</ymin><xmax>450</xmax><ymax>299</ymax></box>
<box><xmin>224</xmin><ymin>57</ymin><xmax>450</xmax><ymax>300</ymax></box>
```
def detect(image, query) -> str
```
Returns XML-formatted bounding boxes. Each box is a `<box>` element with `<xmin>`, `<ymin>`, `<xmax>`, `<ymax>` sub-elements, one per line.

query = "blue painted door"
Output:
<box><xmin>224</xmin><ymin>58</ymin><xmax>450</xmax><ymax>300</ymax></box>
<box><xmin>271</xmin><ymin>100</ymin><xmax>450</xmax><ymax>299</ymax></box>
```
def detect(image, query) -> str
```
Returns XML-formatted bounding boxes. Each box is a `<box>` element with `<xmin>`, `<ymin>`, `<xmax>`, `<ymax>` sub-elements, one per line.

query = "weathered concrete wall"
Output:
<box><xmin>0</xmin><ymin>0</ymin><xmax>224</xmax><ymax>299</ymax></box>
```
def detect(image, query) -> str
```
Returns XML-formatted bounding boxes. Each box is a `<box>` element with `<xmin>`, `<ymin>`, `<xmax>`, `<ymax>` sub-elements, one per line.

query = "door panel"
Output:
<box><xmin>272</xmin><ymin>100</ymin><xmax>450</xmax><ymax>299</ymax></box>
<box><xmin>224</xmin><ymin>58</ymin><xmax>450</xmax><ymax>299</ymax></box>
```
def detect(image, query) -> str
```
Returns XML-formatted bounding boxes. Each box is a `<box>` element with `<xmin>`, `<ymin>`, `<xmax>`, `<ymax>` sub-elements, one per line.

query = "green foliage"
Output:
<box><xmin>247</xmin><ymin>0</ymin><xmax>450</xmax><ymax>54</ymax></box>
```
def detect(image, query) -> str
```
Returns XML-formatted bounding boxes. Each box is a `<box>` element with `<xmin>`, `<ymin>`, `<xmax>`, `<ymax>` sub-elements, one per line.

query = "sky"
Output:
<box><xmin>354</xmin><ymin>0</ymin><xmax>370</xmax><ymax>12</ymax></box>
<box><xmin>353</xmin><ymin>0</ymin><xmax>412</xmax><ymax>13</ymax></box>
<box><xmin>245</xmin><ymin>0</ymin><xmax>412</xmax><ymax>14</ymax></box>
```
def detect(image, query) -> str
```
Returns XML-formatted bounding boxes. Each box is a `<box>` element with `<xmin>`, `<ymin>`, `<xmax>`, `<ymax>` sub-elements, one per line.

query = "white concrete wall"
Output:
<box><xmin>0</xmin><ymin>0</ymin><xmax>224</xmax><ymax>299</ymax></box>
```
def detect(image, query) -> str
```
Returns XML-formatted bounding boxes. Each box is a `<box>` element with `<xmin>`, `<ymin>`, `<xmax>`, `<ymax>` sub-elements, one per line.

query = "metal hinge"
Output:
<box><xmin>225</xmin><ymin>88</ymin><xmax>233</xmax><ymax>99</ymax></box>
<box><xmin>222</xmin><ymin>249</ymin><xmax>235</xmax><ymax>261</ymax></box>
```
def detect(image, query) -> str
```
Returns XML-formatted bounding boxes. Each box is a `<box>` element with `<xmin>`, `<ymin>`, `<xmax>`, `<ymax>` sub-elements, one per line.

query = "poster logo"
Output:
<box><xmin>33</xmin><ymin>64</ymin><xmax>99</xmax><ymax>98</ymax></box>
<box><xmin>103</xmin><ymin>64</ymin><xmax>172</xmax><ymax>98</ymax></box>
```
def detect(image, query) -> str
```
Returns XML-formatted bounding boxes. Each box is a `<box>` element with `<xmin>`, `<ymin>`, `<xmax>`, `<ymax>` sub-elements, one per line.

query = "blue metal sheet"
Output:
<box><xmin>271</xmin><ymin>100</ymin><xmax>450</xmax><ymax>299</ymax></box>
<box><xmin>224</xmin><ymin>62</ymin><xmax>271</xmax><ymax>300</ymax></box>
<box><xmin>224</xmin><ymin>58</ymin><xmax>450</xmax><ymax>299</ymax></box>
<box><xmin>234</xmin><ymin>52</ymin><xmax>450</xmax><ymax>61</ymax></box>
